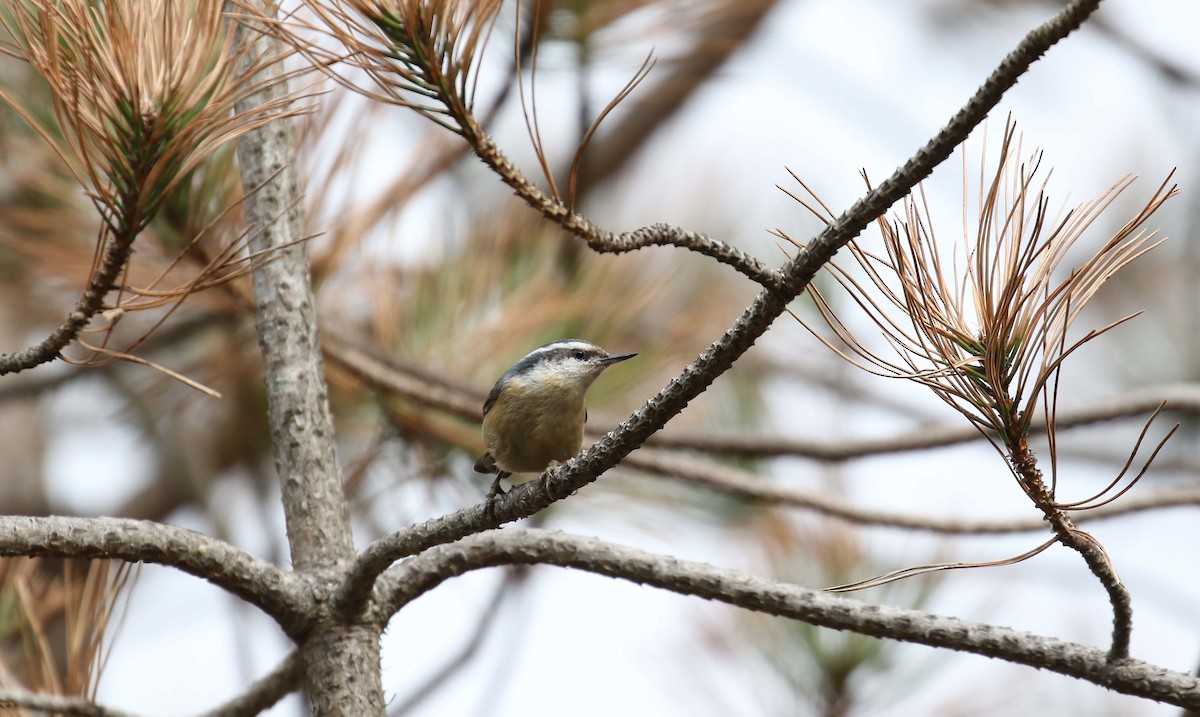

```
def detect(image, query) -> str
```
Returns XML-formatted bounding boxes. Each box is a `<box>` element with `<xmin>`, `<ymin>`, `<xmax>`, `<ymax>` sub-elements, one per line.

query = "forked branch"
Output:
<box><xmin>333</xmin><ymin>0</ymin><xmax>1108</xmax><ymax>620</ymax></box>
<box><xmin>372</xmin><ymin>529</ymin><xmax>1200</xmax><ymax>709</ymax></box>
<box><xmin>795</xmin><ymin>117</ymin><xmax>1175</xmax><ymax>660</ymax></box>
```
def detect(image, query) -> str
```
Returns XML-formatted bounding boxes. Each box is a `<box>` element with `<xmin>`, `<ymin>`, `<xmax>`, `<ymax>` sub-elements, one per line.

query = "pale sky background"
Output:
<box><xmin>48</xmin><ymin>0</ymin><xmax>1200</xmax><ymax>714</ymax></box>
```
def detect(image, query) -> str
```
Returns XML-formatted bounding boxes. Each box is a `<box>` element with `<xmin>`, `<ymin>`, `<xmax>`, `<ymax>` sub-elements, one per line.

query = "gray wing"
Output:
<box><xmin>482</xmin><ymin>379</ymin><xmax>503</xmax><ymax>416</ymax></box>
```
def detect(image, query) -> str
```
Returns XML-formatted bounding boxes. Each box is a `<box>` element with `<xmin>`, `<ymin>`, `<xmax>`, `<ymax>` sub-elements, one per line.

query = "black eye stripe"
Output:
<box><xmin>505</xmin><ymin>344</ymin><xmax>600</xmax><ymax>379</ymax></box>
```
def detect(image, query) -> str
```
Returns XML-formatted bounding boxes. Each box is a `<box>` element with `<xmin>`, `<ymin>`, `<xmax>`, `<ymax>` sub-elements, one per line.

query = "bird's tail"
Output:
<box><xmin>474</xmin><ymin>452</ymin><xmax>498</xmax><ymax>474</ymax></box>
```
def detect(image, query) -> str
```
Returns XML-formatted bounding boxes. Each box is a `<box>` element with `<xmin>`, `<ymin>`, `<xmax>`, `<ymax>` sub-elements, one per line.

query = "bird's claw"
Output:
<box><xmin>540</xmin><ymin>461</ymin><xmax>564</xmax><ymax>501</ymax></box>
<box><xmin>539</xmin><ymin>474</ymin><xmax>557</xmax><ymax>501</ymax></box>
<box><xmin>485</xmin><ymin>475</ymin><xmax>507</xmax><ymax>522</ymax></box>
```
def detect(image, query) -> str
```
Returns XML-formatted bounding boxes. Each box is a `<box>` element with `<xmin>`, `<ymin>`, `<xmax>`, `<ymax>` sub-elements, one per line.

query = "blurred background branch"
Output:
<box><xmin>0</xmin><ymin>0</ymin><xmax>1197</xmax><ymax>714</ymax></box>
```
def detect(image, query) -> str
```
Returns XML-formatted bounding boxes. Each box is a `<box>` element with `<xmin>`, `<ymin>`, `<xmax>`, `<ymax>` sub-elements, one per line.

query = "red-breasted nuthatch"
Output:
<box><xmin>474</xmin><ymin>339</ymin><xmax>636</xmax><ymax>503</ymax></box>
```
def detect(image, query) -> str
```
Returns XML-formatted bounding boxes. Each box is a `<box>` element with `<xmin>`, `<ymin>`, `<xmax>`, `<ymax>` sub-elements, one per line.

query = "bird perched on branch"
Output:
<box><xmin>474</xmin><ymin>339</ymin><xmax>636</xmax><ymax>509</ymax></box>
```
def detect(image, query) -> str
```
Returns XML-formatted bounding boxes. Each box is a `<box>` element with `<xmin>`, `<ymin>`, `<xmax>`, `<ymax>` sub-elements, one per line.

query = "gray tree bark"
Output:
<box><xmin>232</xmin><ymin>5</ymin><xmax>383</xmax><ymax>713</ymax></box>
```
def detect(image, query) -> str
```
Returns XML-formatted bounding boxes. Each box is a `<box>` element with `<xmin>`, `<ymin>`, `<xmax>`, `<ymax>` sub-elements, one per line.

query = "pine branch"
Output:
<box><xmin>0</xmin><ymin>516</ymin><xmax>306</xmax><ymax>633</ymax></box>
<box><xmin>335</xmin><ymin>0</ymin><xmax>1109</xmax><ymax>604</ymax></box>
<box><xmin>0</xmin><ymin>0</ymin><xmax>306</xmax><ymax>376</ymax></box>
<box><xmin>373</xmin><ymin>529</ymin><xmax>1200</xmax><ymax>709</ymax></box>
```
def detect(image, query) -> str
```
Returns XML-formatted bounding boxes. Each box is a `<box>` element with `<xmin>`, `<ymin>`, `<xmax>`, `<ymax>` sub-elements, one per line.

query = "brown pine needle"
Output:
<box><xmin>1060</xmin><ymin>405</ymin><xmax>1180</xmax><ymax>512</ymax></box>
<box><xmin>515</xmin><ymin>0</ymin><xmax>559</xmax><ymax>202</ymax></box>
<box><xmin>566</xmin><ymin>52</ymin><xmax>656</xmax><ymax>208</ymax></box>
<box><xmin>825</xmin><ymin>537</ymin><xmax>1057</xmax><ymax>593</ymax></box>
<box><xmin>69</xmin><ymin>339</ymin><xmax>223</xmax><ymax>398</ymax></box>
<box><xmin>780</xmin><ymin>167</ymin><xmax>836</xmax><ymax>225</ymax></box>
<box><xmin>789</xmin><ymin>119</ymin><xmax>1177</xmax><ymax>451</ymax></box>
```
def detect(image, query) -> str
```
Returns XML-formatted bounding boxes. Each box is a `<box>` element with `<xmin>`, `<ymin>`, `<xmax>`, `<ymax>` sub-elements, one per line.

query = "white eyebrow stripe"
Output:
<box><xmin>523</xmin><ymin>340</ymin><xmax>596</xmax><ymax>359</ymax></box>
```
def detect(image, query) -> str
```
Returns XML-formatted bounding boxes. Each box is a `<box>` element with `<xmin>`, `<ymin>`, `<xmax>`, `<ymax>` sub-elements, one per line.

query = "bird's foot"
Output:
<box><xmin>485</xmin><ymin>473</ymin><xmax>508</xmax><ymax>522</ymax></box>
<box><xmin>540</xmin><ymin>461</ymin><xmax>564</xmax><ymax>502</ymax></box>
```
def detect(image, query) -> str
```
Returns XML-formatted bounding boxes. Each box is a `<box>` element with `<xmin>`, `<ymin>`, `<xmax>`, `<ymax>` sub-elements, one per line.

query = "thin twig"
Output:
<box><xmin>473</xmin><ymin>139</ymin><xmax>783</xmax><ymax>289</ymax></box>
<box><xmin>0</xmin><ymin>229</ymin><xmax>136</xmax><ymax>376</ymax></box>
<box><xmin>1009</xmin><ymin>439</ymin><xmax>1132</xmax><ymax>661</ymax></box>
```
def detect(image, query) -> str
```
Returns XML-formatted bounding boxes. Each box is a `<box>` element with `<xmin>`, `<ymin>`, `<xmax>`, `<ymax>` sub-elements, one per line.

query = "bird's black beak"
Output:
<box><xmin>600</xmin><ymin>352</ymin><xmax>637</xmax><ymax>365</ymax></box>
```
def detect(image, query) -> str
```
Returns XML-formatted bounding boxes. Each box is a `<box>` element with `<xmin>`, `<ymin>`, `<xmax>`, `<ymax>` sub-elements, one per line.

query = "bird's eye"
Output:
<box><xmin>573</xmin><ymin>349</ymin><xmax>587</xmax><ymax>360</ymax></box>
